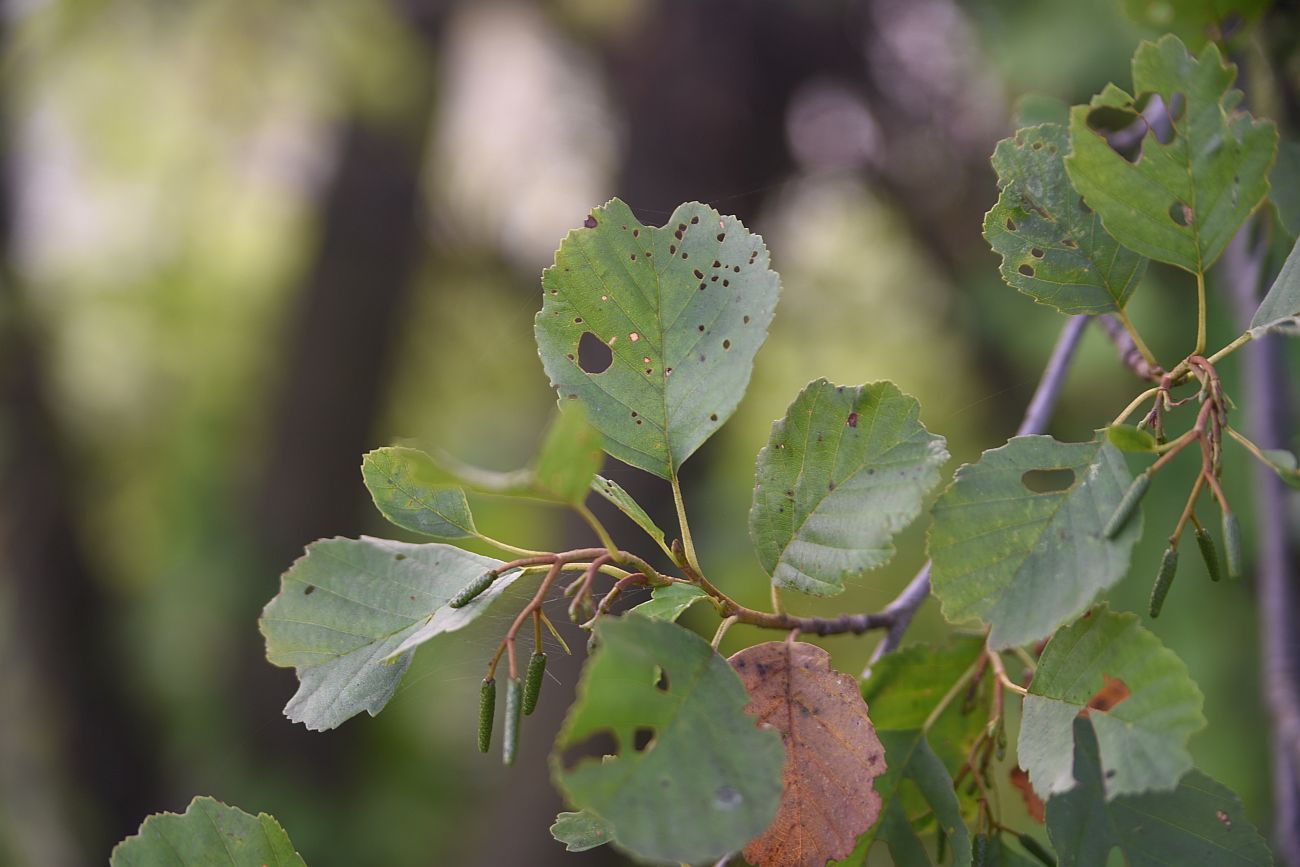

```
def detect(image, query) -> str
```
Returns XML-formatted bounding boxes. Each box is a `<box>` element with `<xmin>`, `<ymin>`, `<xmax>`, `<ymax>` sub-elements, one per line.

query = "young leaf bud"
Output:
<box><xmin>1223</xmin><ymin>511</ymin><xmax>1243</xmax><ymax>579</ymax></box>
<box><xmin>477</xmin><ymin>678</ymin><xmax>496</xmax><ymax>753</ymax></box>
<box><xmin>1194</xmin><ymin>527</ymin><xmax>1221</xmax><ymax>582</ymax></box>
<box><xmin>1149</xmin><ymin>546</ymin><xmax>1179</xmax><ymax>618</ymax></box>
<box><xmin>449</xmin><ymin>570</ymin><xmax>498</xmax><ymax>608</ymax></box>
<box><xmin>503</xmin><ymin>677</ymin><xmax>523</xmax><ymax>766</ymax></box>
<box><xmin>1104</xmin><ymin>473</ymin><xmax>1150</xmax><ymax>539</ymax></box>
<box><xmin>523</xmin><ymin>651</ymin><xmax>547</xmax><ymax>716</ymax></box>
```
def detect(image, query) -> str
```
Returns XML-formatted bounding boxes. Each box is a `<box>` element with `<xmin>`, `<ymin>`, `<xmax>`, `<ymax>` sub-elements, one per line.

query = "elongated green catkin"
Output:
<box><xmin>449</xmin><ymin>570</ymin><xmax>498</xmax><ymax>608</ymax></box>
<box><xmin>503</xmin><ymin>677</ymin><xmax>522</xmax><ymax>766</ymax></box>
<box><xmin>972</xmin><ymin>835</ymin><xmax>992</xmax><ymax>867</ymax></box>
<box><xmin>1223</xmin><ymin>511</ymin><xmax>1243</xmax><ymax>579</ymax></box>
<box><xmin>1018</xmin><ymin>833</ymin><xmax>1057</xmax><ymax>867</ymax></box>
<box><xmin>477</xmin><ymin>678</ymin><xmax>496</xmax><ymax>753</ymax></box>
<box><xmin>1104</xmin><ymin>473</ymin><xmax>1150</xmax><ymax>539</ymax></box>
<box><xmin>1195</xmin><ymin>527</ymin><xmax>1222</xmax><ymax>582</ymax></box>
<box><xmin>523</xmin><ymin>651</ymin><xmax>547</xmax><ymax>716</ymax></box>
<box><xmin>1149</xmin><ymin>546</ymin><xmax>1179</xmax><ymax>618</ymax></box>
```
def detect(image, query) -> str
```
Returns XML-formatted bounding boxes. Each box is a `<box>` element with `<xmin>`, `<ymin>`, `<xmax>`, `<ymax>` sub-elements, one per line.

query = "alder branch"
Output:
<box><xmin>1223</xmin><ymin>225</ymin><xmax>1300</xmax><ymax>865</ymax></box>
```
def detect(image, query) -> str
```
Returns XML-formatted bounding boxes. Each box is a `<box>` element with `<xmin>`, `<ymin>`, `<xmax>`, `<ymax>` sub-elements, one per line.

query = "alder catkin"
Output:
<box><xmin>449</xmin><ymin>570</ymin><xmax>498</xmax><ymax>609</ymax></box>
<box><xmin>1017</xmin><ymin>833</ymin><xmax>1057</xmax><ymax>867</ymax></box>
<box><xmin>503</xmin><ymin>677</ymin><xmax>523</xmax><ymax>766</ymax></box>
<box><xmin>1223</xmin><ymin>511</ymin><xmax>1244</xmax><ymax>579</ymax></box>
<box><xmin>1149</xmin><ymin>546</ymin><xmax>1179</xmax><ymax>618</ymax></box>
<box><xmin>477</xmin><ymin>678</ymin><xmax>496</xmax><ymax>753</ymax></box>
<box><xmin>1104</xmin><ymin>473</ymin><xmax>1150</xmax><ymax>539</ymax></box>
<box><xmin>972</xmin><ymin>835</ymin><xmax>992</xmax><ymax>867</ymax></box>
<box><xmin>1195</xmin><ymin>527</ymin><xmax>1222</xmax><ymax>582</ymax></box>
<box><xmin>523</xmin><ymin>651</ymin><xmax>547</xmax><ymax>716</ymax></box>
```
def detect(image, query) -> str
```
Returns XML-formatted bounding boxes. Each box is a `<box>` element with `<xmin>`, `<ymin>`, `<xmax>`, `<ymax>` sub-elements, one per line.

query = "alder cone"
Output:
<box><xmin>730</xmin><ymin>641</ymin><xmax>886</xmax><ymax>866</ymax></box>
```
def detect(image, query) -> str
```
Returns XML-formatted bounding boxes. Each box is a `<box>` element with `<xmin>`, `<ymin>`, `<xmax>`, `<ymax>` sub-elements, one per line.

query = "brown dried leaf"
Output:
<box><xmin>1011</xmin><ymin>766</ymin><xmax>1046</xmax><ymax>823</ymax></box>
<box><xmin>730</xmin><ymin>641</ymin><xmax>886</xmax><ymax>867</ymax></box>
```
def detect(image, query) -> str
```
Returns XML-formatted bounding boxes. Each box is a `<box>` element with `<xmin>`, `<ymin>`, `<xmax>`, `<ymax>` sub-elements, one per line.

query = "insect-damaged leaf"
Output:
<box><xmin>928</xmin><ymin>435</ymin><xmax>1141</xmax><ymax>649</ymax></box>
<box><xmin>729</xmin><ymin>641</ymin><xmax>887</xmax><ymax>867</ymax></box>
<box><xmin>110</xmin><ymin>796</ymin><xmax>306</xmax><ymax>867</ymax></box>
<box><xmin>1250</xmin><ymin>236</ymin><xmax>1300</xmax><ymax>338</ymax></box>
<box><xmin>362</xmin><ymin>447</ymin><xmax>477</xmax><ymax>541</ymax></box>
<box><xmin>536</xmin><ymin>198</ymin><xmax>780</xmax><ymax>479</ymax></box>
<box><xmin>1046</xmin><ymin>717</ymin><xmax>1272</xmax><ymax>866</ymax></box>
<box><xmin>984</xmin><ymin>123</ymin><xmax>1148</xmax><ymax>314</ymax></box>
<box><xmin>549</xmin><ymin>811</ymin><xmax>614</xmax><ymax>853</ymax></box>
<box><xmin>551</xmin><ymin>615</ymin><xmax>784</xmax><ymax>865</ymax></box>
<box><xmin>1066</xmin><ymin>36</ymin><xmax>1277</xmax><ymax>274</ymax></box>
<box><xmin>629</xmin><ymin>582</ymin><xmax>709</xmax><ymax>621</ymax></box>
<box><xmin>749</xmin><ymin>380</ymin><xmax>948</xmax><ymax>596</ymax></box>
<box><xmin>259</xmin><ymin>537</ymin><xmax>519</xmax><ymax>730</ymax></box>
<box><xmin>1019</xmin><ymin>607</ymin><xmax>1205</xmax><ymax>802</ymax></box>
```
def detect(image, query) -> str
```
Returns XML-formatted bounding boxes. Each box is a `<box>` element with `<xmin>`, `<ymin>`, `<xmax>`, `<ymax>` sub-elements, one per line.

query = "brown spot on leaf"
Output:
<box><xmin>1010</xmin><ymin>766</ymin><xmax>1045</xmax><ymax>823</ymax></box>
<box><xmin>1082</xmin><ymin>674</ymin><xmax>1131</xmax><ymax>715</ymax></box>
<box><xmin>847</xmin><ymin>412</ymin><xmax>859</xmax><ymax>428</ymax></box>
<box><xmin>303</xmin><ymin>585</ymin><xmax>315</xmax><ymax>595</ymax></box>
<box><xmin>729</xmin><ymin>642</ymin><xmax>886</xmax><ymax>867</ymax></box>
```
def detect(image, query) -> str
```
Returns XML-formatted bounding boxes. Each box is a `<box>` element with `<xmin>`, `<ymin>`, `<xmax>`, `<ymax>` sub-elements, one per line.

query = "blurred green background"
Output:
<box><xmin>1</xmin><ymin>1</ymin><xmax>1297</xmax><ymax>864</ymax></box>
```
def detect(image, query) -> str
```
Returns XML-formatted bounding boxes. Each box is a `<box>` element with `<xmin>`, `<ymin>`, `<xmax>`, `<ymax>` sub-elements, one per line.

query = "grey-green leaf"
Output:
<box><xmin>259</xmin><ymin>537</ymin><xmax>506</xmax><ymax>730</ymax></box>
<box><xmin>1257</xmin><ymin>448</ymin><xmax>1300</xmax><ymax>488</ymax></box>
<box><xmin>551</xmin><ymin>615</ymin><xmax>785</xmax><ymax>864</ymax></box>
<box><xmin>985</xmin><ymin>123</ymin><xmax>1147</xmax><ymax>314</ymax></box>
<box><xmin>110</xmin><ymin>796</ymin><xmax>306</xmax><ymax>867</ymax></box>
<box><xmin>550</xmin><ymin>811</ymin><xmax>614</xmax><ymax>853</ymax></box>
<box><xmin>629</xmin><ymin>583</ymin><xmax>709</xmax><ymax>621</ymax></box>
<box><xmin>928</xmin><ymin>435</ymin><xmax>1142</xmax><ymax>649</ymax></box>
<box><xmin>1250</xmin><ymin>236</ymin><xmax>1300</xmax><ymax>337</ymax></box>
<box><xmin>1066</xmin><ymin>36</ymin><xmax>1277</xmax><ymax>274</ymax></box>
<box><xmin>362</xmin><ymin>447</ymin><xmax>477</xmax><ymax>540</ymax></box>
<box><xmin>1271</xmin><ymin>140</ymin><xmax>1300</xmax><ymax>237</ymax></box>
<box><xmin>750</xmin><ymin>380</ymin><xmax>948</xmax><ymax>596</ymax></box>
<box><xmin>1019</xmin><ymin>607</ymin><xmax>1205</xmax><ymax>801</ymax></box>
<box><xmin>591</xmin><ymin>474</ymin><xmax>667</xmax><ymax>550</ymax></box>
<box><xmin>1046</xmin><ymin>717</ymin><xmax>1273</xmax><ymax>866</ymax></box>
<box><xmin>534</xmin><ymin>403</ymin><xmax>604</xmax><ymax>503</ymax></box>
<box><xmin>536</xmin><ymin>198</ymin><xmax>781</xmax><ymax>479</ymax></box>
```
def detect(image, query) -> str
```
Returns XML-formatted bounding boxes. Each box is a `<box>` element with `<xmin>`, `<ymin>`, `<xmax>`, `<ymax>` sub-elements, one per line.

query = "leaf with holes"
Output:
<box><xmin>550</xmin><ymin>811</ymin><xmax>615</xmax><ymax>853</ymax></box>
<box><xmin>110</xmin><ymin>796</ymin><xmax>306</xmax><ymax>866</ymax></box>
<box><xmin>728</xmin><ymin>641</ymin><xmax>887</xmax><ymax>867</ymax></box>
<box><xmin>928</xmin><ymin>435</ymin><xmax>1141</xmax><ymax>649</ymax></box>
<box><xmin>1019</xmin><ymin>607</ymin><xmax>1205</xmax><ymax>801</ymax></box>
<box><xmin>984</xmin><ymin>123</ymin><xmax>1148</xmax><ymax>314</ymax></box>
<box><xmin>536</xmin><ymin>198</ymin><xmax>780</xmax><ymax>479</ymax></box>
<box><xmin>749</xmin><ymin>380</ymin><xmax>948</xmax><ymax>596</ymax></box>
<box><xmin>590</xmin><ymin>474</ymin><xmax>667</xmax><ymax>550</ymax></box>
<box><xmin>260</xmin><ymin>537</ymin><xmax>518</xmax><ymax>731</ymax></box>
<box><xmin>1066</xmin><ymin>36</ymin><xmax>1277</xmax><ymax>274</ymax></box>
<box><xmin>362</xmin><ymin>448</ymin><xmax>477</xmax><ymax>541</ymax></box>
<box><xmin>551</xmin><ymin>615</ymin><xmax>784</xmax><ymax>864</ymax></box>
<box><xmin>1046</xmin><ymin>717</ymin><xmax>1272</xmax><ymax>866</ymax></box>
<box><xmin>1250</xmin><ymin>236</ymin><xmax>1300</xmax><ymax>338</ymax></box>
<box><xmin>630</xmin><ymin>583</ymin><xmax>709</xmax><ymax>621</ymax></box>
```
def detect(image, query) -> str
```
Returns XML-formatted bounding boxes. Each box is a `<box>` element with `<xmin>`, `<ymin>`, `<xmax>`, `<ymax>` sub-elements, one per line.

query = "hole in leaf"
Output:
<box><xmin>743</xmin><ymin>315</ymin><xmax>751</xmax><ymax>324</ymax></box>
<box><xmin>1005</xmin><ymin>217</ymin><xmax>1016</xmax><ymax>232</ymax></box>
<box><xmin>1169</xmin><ymin>201</ymin><xmax>1193</xmax><ymax>226</ymax></box>
<box><xmin>1021</xmin><ymin>468</ymin><xmax>1076</xmax><ymax>493</ymax></box>
<box><xmin>304</xmin><ymin>585</ymin><xmax>315</xmax><ymax>595</ymax></box>
<box><xmin>577</xmin><ymin>332</ymin><xmax>613</xmax><ymax>374</ymax></box>
<box><xmin>1031</xmin><ymin>248</ymin><xmax>1044</xmax><ymax>258</ymax></box>
<box><xmin>655</xmin><ymin>667</ymin><xmax>670</xmax><ymax>692</ymax></box>
<box><xmin>1085</xmin><ymin>104</ymin><xmax>1147</xmax><ymax>163</ymax></box>
<box><xmin>723</xmin><ymin>339</ymin><xmax>731</xmax><ymax>350</ymax></box>
<box><xmin>584</xmin><ymin>215</ymin><xmax>598</xmax><ymax>228</ymax></box>
<box><xmin>632</xmin><ymin>727</ymin><xmax>656</xmax><ymax>752</ymax></box>
<box><xmin>709</xmin><ymin>413</ymin><xmax>718</xmax><ymax>421</ymax></box>
<box><xmin>1168</xmin><ymin>91</ymin><xmax>1186</xmax><ymax>121</ymax></box>
<box><xmin>1019</xmin><ymin>264</ymin><xmax>1035</xmax><ymax>277</ymax></box>
<box><xmin>560</xmin><ymin>731</ymin><xmax>618</xmax><ymax>772</ymax></box>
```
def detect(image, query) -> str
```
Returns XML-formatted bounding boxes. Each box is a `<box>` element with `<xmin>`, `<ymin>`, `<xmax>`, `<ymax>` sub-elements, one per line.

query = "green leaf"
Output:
<box><xmin>533</xmin><ymin>403</ymin><xmax>604</xmax><ymax>503</ymax></box>
<box><xmin>1105</xmin><ymin>423</ymin><xmax>1159</xmax><ymax>452</ymax></box>
<box><xmin>1256</xmin><ymin>447</ymin><xmax>1300</xmax><ymax>488</ymax></box>
<box><xmin>591</xmin><ymin>474</ymin><xmax>667</xmax><ymax>549</ymax></box>
<box><xmin>749</xmin><ymin>380</ymin><xmax>948</xmax><ymax>596</ymax></box>
<box><xmin>984</xmin><ymin>123</ymin><xmax>1148</xmax><ymax>314</ymax></box>
<box><xmin>550</xmin><ymin>811</ymin><xmax>614</xmax><ymax>853</ymax></box>
<box><xmin>1121</xmin><ymin>0</ymin><xmax>1269</xmax><ymax>45</ymax></box>
<box><xmin>110</xmin><ymin>796</ymin><xmax>306</xmax><ymax>866</ymax></box>
<box><xmin>536</xmin><ymin>198</ymin><xmax>781</xmax><ymax>479</ymax></box>
<box><xmin>259</xmin><ymin>537</ymin><xmax>511</xmax><ymax>730</ymax></box>
<box><xmin>1271</xmin><ymin>140</ymin><xmax>1300</xmax><ymax>237</ymax></box>
<box><xmin>1019</xmin><ymin>607</ymin><xmax>1205</xmax><ymax>801</ymax></box>
<box><xmin>928</xmin><ymin>436</ymin><xmax>1142</xmax><ymax>649</ymax></box>
<box><xmin>837</xmin><ymin>731</ymin><xmax>973</xmax><ymax>867</ymax></box>
<box><xmin>1046</xmin><ymin>717</ymin><xmax>1273</xmax><ymax>866</ymax></box>
<box><xmin>629</xmin><ymin>583</ymin><xmax>709</xmax><ymax>621</ymax></box>
<box><xmin>551</xmin><ymin>615</ymin><xmax>784</xmax><ymax>864</ymax></box>
<box><xmin>1250</xmin><ymin>236</ymin><xmax>1300</xmax><ymax>337</ymax></box>
<box><xmin>362</xmin><ymin>447</ymin><xmax>477</xmax><ymax>540</ymax></box>
<box><xmin>1066</xmin><ymin>36</ymin><xmax>1277</xmax><ymax>274</ymax></box>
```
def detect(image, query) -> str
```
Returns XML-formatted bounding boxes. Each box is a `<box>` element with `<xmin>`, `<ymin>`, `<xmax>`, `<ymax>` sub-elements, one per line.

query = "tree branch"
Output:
<box><xmin>1223</xmin><ymin>225</ymin><xmax>1300</xmax><ymax>865</ymax></box>
<box><xmin>864</xmin><ymin>314</ymin><xmax>1092</xmax><ymax>673</ymax></box>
